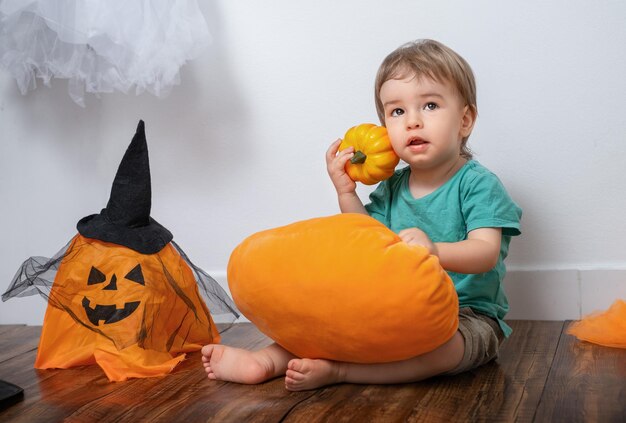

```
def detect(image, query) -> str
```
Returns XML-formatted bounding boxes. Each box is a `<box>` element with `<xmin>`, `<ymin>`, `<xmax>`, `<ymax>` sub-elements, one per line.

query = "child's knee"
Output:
<box><xmin>437</xmin><ymin>331</ymin><xmax>465</xmax><ymax>372</ymax></box>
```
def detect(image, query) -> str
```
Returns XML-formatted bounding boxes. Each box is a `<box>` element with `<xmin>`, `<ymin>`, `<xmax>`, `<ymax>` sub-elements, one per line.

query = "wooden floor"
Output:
<box><xmin>0</xmin><ymin>321</ymin><xmax>624</xmax><ymax>422</ymax></box>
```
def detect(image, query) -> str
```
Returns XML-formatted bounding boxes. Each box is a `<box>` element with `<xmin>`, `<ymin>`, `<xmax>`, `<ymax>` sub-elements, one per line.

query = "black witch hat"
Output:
<box><xmin>77</xmin><ymin>120</ymin><xmax>173</xmax><ymax>254</ymax></box>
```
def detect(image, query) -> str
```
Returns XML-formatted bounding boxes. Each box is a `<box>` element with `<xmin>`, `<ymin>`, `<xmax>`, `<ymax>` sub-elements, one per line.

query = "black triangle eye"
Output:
<box><xmin>88</xmin><ymin>266</ymin><xmax>107</xmax><ymax>285</ymax></box>
<box><xmin>125</xmin><ymin>264</ymin><xmax>145</xmax><ymax>286</ymax></box>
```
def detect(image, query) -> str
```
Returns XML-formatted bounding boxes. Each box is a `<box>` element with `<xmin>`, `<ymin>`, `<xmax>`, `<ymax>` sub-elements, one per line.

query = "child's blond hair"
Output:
<box><xmin>375</xmin><ymin>39</ymin><xmax>477</xmax><ymax>160</ymax></box>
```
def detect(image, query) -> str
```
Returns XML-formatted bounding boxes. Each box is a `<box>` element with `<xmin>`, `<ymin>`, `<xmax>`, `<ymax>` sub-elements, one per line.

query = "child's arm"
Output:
<box><xmin>326</xmin><ymin>139</ymin><xmax>368</xmax><ymax>214</ymax></box>
<box><xmin>399</xmin><ymin>227</ymin><xmax>502</xmax><ymax>274</ymax></box>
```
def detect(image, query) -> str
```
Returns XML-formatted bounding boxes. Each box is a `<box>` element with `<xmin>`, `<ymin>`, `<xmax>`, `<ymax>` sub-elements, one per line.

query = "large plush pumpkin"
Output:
<box><xmin>228</xmin><ymin>213</ymin><xmax>458</xmax><ymax>363</ymax></box>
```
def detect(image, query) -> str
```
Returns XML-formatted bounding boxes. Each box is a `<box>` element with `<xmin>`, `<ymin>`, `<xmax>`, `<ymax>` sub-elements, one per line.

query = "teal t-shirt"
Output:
<box><xmin>364</xmin><ymin>160</ymin><xmax>522</xmax><ymax>337</ymax></box>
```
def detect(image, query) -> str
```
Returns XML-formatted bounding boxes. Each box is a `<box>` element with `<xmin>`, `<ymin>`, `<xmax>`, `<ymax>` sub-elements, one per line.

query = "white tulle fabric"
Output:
<box><xmin>0</xmin><ymin>0</ymin><xmax>210</xmax><ymax>106</ymax></box>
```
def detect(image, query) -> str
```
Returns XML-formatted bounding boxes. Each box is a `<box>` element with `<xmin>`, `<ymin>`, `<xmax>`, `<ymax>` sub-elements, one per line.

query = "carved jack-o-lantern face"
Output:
<box><xmin>82</xmin><ymin>264</ymin><xmax>145</xmax><ymax>326</ymax></box>
<box><xmin>46</xmin><ymin>234</ymin><xmax>218</xmax><ymax>353</ymax></box>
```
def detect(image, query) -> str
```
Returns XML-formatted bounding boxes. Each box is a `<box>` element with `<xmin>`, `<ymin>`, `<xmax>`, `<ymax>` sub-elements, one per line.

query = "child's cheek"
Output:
<box><xmin>389</xmin><ymin>135</ymin><xmax>404</xmax><ymax>155</ymax></box>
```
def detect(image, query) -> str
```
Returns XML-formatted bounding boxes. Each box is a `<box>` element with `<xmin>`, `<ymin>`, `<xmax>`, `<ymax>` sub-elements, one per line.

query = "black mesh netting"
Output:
<box><xmin>2</xmin><ymin>236</ymin><xmax>239</xmax><ymax>352</ymax></box>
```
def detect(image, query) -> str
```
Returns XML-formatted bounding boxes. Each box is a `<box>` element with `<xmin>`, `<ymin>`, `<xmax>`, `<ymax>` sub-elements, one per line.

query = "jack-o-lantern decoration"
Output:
<box><xmin>2</xmin><ymin>121</ymin><xmax>239</xmax><ymax>381</ymax></box>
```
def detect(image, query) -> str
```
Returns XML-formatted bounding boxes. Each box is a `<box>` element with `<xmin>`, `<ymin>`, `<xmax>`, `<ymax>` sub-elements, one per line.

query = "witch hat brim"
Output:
<box><xmin>77</xmin><ymin>120</ymin><xmax>173</xmax><ymax>254</ymax></box>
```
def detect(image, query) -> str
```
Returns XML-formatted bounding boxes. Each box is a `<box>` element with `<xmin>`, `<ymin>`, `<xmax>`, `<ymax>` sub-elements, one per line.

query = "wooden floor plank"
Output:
<box><xmin>0</xmin><ymin>323</ymin><xmax>300</xmax><ymax>423</ymax></box>
<box><xmin>56</xmin><ymin>353</ymin><xmax>310</xmax><ymax>422</ymax></box>
<box><xmin>283</xmin><ymin>383</ymin><xmax>433</xmax><ymax>423</ymax></box>
<box><xmin>0</xmin><ymin>324</ymin><xmax>26</xmax><ymax>335</ymax></box>
<box><xmin>490</xmin><ymin>320</ymin><xmax>565</xmax><ymax>423</ymax></box>
<box><xmin>158</xmin><ymin>372</ymin><xmax>317</xmax><ymax>423</ymax></box>
<box><xmin>0</xmin><ymin>349</ymin><xmax>47</xmax><ymax>389</ymax></box>
<box><xmin>0</xmin><ymin>325</ymin><xmax>41</xmax><ymax>363</ymax></box>
<box><xmin>1</xmin><ymin>343</ymin><xmax>137</xmax><ymax>423</ymax></box>
<box><xmin>56</xmin><ymin>354</ymin><xmax>314</xmax><ymax>422</ymax></box>
<box><xmin>282</xmin><ymin>321</ymin><xmax>564</xmax><ymax>422</ymax></box>
<box><xmin>0</xmin><ymin>321</ymin><xmax>623</xmax><ymax>422</ymax></box>
<box><xmin>533</xmin><ymin>321</ymin><xmax>626</xmax><ymax>423</ymax></box>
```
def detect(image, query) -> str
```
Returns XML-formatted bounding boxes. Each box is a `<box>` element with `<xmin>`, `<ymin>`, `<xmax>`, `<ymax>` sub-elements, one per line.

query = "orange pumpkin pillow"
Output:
<box><xmin>228</xmin><ymin>213</ymin><xmax>458</xmax><ymax>363</ymax></box>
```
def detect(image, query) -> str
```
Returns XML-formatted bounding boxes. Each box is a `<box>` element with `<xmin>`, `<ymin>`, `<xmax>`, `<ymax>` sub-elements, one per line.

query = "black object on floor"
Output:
<box><xmin>0</xmin><ymin>380</ymin><xmax>24</xmax><ymax>411</ymax></box>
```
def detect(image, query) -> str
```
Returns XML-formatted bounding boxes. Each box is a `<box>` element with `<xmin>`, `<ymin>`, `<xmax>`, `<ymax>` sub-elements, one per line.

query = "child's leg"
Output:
<box><xmin>201</xmin><ymin>342</ymin><xmax>296</xmax><ymax>384</ymax></box>
<box><xmin>285</xmin><ymin>331</ymin><xmax>464</xmax><ymax>391</ymax></box>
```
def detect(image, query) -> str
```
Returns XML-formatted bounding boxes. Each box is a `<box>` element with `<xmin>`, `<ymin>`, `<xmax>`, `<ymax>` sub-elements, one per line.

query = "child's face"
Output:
<box><xmin>379</xmin><ymin>74</ymin><xmax>473</xmax><ymax>171</ymax></box>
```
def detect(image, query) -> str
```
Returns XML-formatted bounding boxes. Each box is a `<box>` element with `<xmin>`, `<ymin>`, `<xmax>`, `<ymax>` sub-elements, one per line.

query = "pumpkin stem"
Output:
<box><xmin>351</xmin><ymin>150</ymin><xmax>367</xmax><ymax>164</ymax></box>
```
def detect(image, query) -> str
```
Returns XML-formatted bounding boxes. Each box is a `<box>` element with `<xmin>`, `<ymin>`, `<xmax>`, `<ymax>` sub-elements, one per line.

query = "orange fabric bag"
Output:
<box><xmin>34</xmin><ymin>235</ymin><xmax>220</xmax><ymax>381</ymax></box>
<box><xmin>567</xmin><ymin>299</ymin><xmax>626</xmax><ymax>349</ymax></box>
<box><xmin>228</xmin><ymin>213</ymin><xmax>459</xmax><ymax>363</ymax></box>
<box><xmin>3</xmin><ymin>121</ymin><xmax>238</xmax><ymax>381</ymax></box>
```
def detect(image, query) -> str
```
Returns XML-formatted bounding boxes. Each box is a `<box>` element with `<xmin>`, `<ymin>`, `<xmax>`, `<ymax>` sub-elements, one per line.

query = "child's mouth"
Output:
<box><xmin>406</xmin><ymin>137</ymin><xmax>429</xmax><ymax>153</ymax></box>
<box><xmin>408</xmin><ymin>137</ymin><xmax>428</xmax><ymax>147</ymax></box>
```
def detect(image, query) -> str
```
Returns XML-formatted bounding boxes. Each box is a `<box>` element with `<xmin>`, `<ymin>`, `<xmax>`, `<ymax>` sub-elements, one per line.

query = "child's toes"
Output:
<box><xmin>286</xmin><ymin>368</ymin><xmax>305</xmax><ymax>381</ymax></box>
<box><xmin>201</xmin><ymin>344</ymin><xmax>214</xmax><ymax>357</ymax></box>
<box><xmin>285</xmin><ymin>375</ymin><xmax>302</xmax><ymax>390</ymax></box>
<box><xmin>288</xmin><ymin>358</ymin><xmax>305</xmax><ymax>373</ymax></box>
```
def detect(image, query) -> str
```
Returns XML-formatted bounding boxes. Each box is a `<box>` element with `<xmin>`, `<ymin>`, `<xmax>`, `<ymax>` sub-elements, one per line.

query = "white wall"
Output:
<box><xmin>1</xmin><ymin>1</ymin><xmax>625</xmax><ymax>324</ymax></box>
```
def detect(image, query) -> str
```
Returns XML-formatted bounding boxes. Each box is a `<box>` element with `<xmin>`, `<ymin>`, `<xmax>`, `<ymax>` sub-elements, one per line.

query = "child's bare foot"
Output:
<box><xmin>285</xmin><ymin>358</ymin><xmax>344</xmax><ymax>391</ymax></box>
<box><xmin>201</xmin><ymin>344</ymin><xmax>279</xmax><ymax>384</ymax></box>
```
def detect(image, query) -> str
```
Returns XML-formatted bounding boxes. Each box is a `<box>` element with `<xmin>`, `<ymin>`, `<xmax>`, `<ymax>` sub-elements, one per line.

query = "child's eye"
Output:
<box><xmin>390</xmin><ymin>108</ymin><xmax>404</xmax><ymax>117</ymax></box>
<box><xmin>424</xmin><ymin>102</ymin><xmax>438</xmax><ymax>111</ymax></box>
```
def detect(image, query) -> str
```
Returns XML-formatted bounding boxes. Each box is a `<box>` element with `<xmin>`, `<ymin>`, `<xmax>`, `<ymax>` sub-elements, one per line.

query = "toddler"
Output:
<box><xmin>202</xmin><ymin>39</ymin><xmax>521</xmax><ymax>391</ymax></box>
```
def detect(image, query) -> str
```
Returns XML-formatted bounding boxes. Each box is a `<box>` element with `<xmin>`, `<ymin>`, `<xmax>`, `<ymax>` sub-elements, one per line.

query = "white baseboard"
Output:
<box><xmin>503</xmin><ymin>269</ymin><xmax>626</xmax><ymax>320</ymax></box>
<box><xmin>2</xmin><ymin>269</ymin><xmax>624</xmax><ymax>325</ymax></box>
<box><xmin>215</xmin><ymin>269</ymin><xmax>626</xmax><ymax>322</ymax></box>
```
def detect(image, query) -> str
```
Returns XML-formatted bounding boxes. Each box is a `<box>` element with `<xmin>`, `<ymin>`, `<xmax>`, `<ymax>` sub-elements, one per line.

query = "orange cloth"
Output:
<box><xmin>35</xmin><ymin>306</ymin><xmax>188</xmax><ymax>381</ymax></box>
<box><xmin>35</xmin><ymin>235</ymin><xmax>219</xmax><ymax>381</ymax></box>
<box><xmin>567</xmin><ymin>299</ymin><xmax>626</xmax><ymax>349</ymax></box>
<box><xmin>228</xmin><ymin>213</ymin><xmax>459</xmax><ymax>363</ymax></box>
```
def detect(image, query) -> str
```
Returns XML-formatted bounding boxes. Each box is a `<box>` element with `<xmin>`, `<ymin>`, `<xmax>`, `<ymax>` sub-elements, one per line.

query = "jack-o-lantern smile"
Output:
<box><xmin>82</xmin><ymin>264</ymin><xmax>145</xmax><ymax>326</ymax></box>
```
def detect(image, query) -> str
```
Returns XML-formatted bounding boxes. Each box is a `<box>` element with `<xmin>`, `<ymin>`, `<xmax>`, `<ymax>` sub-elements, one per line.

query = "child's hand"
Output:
<box><xmin>399</xmin><ymin>228</ymin><xmax>438</xmax><ymax>256</ymax></box>
<box><xmin>326</xmin><ymin>139</ymin><xmax>357</xmax><ymax>195</ymax></box>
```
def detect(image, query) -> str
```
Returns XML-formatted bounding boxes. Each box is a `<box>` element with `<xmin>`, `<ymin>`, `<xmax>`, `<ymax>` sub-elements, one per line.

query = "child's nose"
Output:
<box><xmin>406</xmin><ymin>112</ymin><xmax>422</xmax><ymax>129</ymax></box>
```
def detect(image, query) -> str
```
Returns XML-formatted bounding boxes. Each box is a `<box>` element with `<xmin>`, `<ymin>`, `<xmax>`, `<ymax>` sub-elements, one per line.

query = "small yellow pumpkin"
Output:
<box><xmin>339</xmin><ymin>123</ymin><xmax>399</xmax><ymax>185</ymax></box>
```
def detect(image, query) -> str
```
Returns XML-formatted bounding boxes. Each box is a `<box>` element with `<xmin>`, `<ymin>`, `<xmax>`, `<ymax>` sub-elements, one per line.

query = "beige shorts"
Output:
<box><xmin>445</xmin><ymin>307</ymin><xmax>505</xmax><ymax>375</ymax></box>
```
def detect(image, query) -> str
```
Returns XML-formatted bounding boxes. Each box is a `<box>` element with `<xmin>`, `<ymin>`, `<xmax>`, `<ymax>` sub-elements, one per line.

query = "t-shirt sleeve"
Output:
<box><xmin>364</xmin><ymin>180</ymin><xmax>391</xmax><ymax>227</ymax></box>
<box><xmin>461</xmin><ymin>172</ymin><xmax>522</xmax><ymax>236</ymax></box>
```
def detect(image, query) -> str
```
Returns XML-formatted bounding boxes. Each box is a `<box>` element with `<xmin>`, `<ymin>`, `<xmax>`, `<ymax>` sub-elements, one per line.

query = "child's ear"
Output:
<box><xmin>460</xmin><ymin>105</ymin><xmax>476</xmax><ymax>138</ymax></box>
